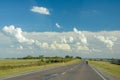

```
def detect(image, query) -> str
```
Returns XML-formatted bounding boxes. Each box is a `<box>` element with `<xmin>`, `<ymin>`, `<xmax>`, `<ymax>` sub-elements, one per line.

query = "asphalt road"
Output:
<box><xmin>1</xmin><ymin>61</ymin><xmax>107</xmax><ymax>80</ymax></box>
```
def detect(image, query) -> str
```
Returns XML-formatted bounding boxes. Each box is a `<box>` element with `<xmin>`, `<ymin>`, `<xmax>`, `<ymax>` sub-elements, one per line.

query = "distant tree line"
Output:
<box><xmin>110</xmin><ymin>58</ymin><xmax>120</xmax><ymax>65</ymax></box>
<box><xmin>18</xmin><ymin>55</ymin><xmax>81</xmax><ymax>59</ymax></box>
<box><xmin>17</xmin><ymin>55</ymin><xmax>82</xmax><ymax>63</ymax></box>
<box><xmin>0</xmin><ymin>55</ymin><xmax>82</xmax><ymax>70</ymax></box>
<box><xmin>88</xmin><ymin>58</ymin><xmax>120</xmax><ymax>65</ymax></box>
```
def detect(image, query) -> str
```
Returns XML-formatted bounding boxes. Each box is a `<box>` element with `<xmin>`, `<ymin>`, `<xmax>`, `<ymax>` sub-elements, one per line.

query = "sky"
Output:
<box><xmin>0</xmin><ymin>0</ymin><xmax>120</xmax><ymax>58</ymax></box>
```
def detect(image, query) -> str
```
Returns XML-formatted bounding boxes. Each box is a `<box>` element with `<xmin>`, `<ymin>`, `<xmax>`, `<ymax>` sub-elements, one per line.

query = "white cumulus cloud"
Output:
<box><xmin>73</xmin><ymin>27</ymin><xmax>79</xmax><ymax>33</ymax></box>
<box><xmin>31</xmin><ymin>6</ymin><xmax>50</xmax><ymax>15</ymax></box>
<box><xmin>73</xmin><ymin>27</ymin><xmax>88</xmax><ymax>45</ymax></box>
<box><xmin>50</xmin><ymin>41</ymin><xmax>71</xmax><ymax>50</ymax></box>
<box><xmin>17</xmin><ymin>45</ymin><xmax>23</xmax><ymax>50</ymax></box>
<box><xmin>95</xmin><ymin>36</ymin><xmax>117</xmax><ymax>49</ymax></box>
<box><xmin>55</xmin><ymin>23</ymin><xmax>61</xmax><ymax>28</ymax></box>
<box><xmin>91</xmin><ymin>48</ymin><xmax>102</xmax><ymax>52</ymax></box>
<box><xmin>76</xmin><ymin>42</ymin><xmax>89</xmax><ymax>51</ymax></box>
<box><xmin>69</xmin><ymin>37</ymin><xmax>74</xmax><ymax>43</ymax></box>
<box><xmin>77</xmin><ymin>45</ymin><xmax>89</xmax><ymax>51</ymax></box>
<box><xmin>2</xmin><ymin>25</ymin><xmax>35</xmax><ymax>44</ymax></box>
<box><xmin>61</xmin><ymin>36</ymin><xmax>67</xmax><ymax>44</ymax></box>
<box><xmin>41</xmin><ymin>42</ymin><xmax>49</xmax><ymax>48</ymax></box>
<box><xmin>1</xmin><ymin>25</ymin><xmax>120</xmax><ymax>58</ymax></box>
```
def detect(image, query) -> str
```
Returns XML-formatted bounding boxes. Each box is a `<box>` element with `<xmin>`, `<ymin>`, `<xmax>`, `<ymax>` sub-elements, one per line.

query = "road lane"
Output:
<box><xmin>1</xmin><ymin>61</ymin><xmax>107</xmax><ymax>80</ymax></box>
<box><xmin>48</xmin><ymin>62</ymin><xmax>106</xmax><ymax>80</ymax></box>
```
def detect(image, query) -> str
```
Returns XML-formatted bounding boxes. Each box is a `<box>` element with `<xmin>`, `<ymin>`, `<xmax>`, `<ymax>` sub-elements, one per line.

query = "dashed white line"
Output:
<box><xmin>61</xmin><ymin>72</ymin><xmax>66</xmax><ymax>75</ymax></box>
<box><xmin>61</xmin><ymin>64</ymin><xmax>80</xmax><ymax>76</ymax></box>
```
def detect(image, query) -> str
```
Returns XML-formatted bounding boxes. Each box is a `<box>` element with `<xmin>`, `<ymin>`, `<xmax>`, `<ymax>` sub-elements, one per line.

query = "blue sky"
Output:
<box><xmin>0</xmin><ymin>0</ymin><xmax>120</xmax><ymax>58</ymax></box>
<box><xmin>0</xmin><ymin>0</ymin><xmax>120</xmax><ymax>32</ymax></box>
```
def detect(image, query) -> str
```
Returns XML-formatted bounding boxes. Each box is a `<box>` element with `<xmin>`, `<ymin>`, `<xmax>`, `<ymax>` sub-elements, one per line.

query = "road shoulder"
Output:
<box><xmin>90</xmin><ymin>65</ymin><xmax>120</xmax><ymax>80</ymax></box>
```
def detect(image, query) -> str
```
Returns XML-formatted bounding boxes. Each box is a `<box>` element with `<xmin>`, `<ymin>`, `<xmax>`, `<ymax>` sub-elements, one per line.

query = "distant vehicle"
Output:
<box><xmin>86</xmin><ymin>61</ymin><xmax>88</xmax><ymax>64</ymax></box>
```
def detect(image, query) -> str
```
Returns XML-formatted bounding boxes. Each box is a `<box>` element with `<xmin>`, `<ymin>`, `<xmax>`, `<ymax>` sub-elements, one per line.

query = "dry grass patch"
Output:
<box><xmin>89</xmin><ymin>61</ymin><xmax>120</xmax><ymax>78</ymax></box>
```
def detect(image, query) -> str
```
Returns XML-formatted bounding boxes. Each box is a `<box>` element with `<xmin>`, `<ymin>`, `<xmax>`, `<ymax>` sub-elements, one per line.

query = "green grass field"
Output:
<box><xmin>0</xmin><ymin>59</ymin><xmax>45</xmax><ymax>70</ymax></box>
<box><xmin>89</xmin><ymin>61</ymin><xmax>120</xmax><ymax>78</ymax></box>
<box><xmin>0</xmin><ymin>59</ymin><xmax>81</xmax><ymax>78</ymax></box>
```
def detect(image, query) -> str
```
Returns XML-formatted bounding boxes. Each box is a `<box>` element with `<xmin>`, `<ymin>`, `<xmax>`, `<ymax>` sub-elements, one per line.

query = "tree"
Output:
<box><xmin>65</xmin><ymin>55</ymin><xmax>73</xmax><ymax>58</ymax></box>
<box><xmin>22</xmin><ymin>55</ymin><xmax>33</xmax><ymax>59</ymax></box>
<box><xmin>76</xmin><ymin>56</ymin><xmax>82</xmax><ymax>59</ymax></box>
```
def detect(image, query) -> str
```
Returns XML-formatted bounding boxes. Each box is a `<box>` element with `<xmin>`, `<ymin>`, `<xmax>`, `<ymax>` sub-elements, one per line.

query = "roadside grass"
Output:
<box><xmin>0</xmin><ymin>59</ymin><xmax>81</xmax><ymax>78</ymax></box>
<box><xmin>89</xmin><ymin>61</ymin><xmax>120</xmax><ymax>78</ymax></box>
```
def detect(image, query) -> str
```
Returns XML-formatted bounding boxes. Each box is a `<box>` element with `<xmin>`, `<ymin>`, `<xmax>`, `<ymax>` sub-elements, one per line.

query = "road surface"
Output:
<box><xmin>1</xmin><ymin>61</ymin><xmax>108</xmax><ymax>80</ymax></box>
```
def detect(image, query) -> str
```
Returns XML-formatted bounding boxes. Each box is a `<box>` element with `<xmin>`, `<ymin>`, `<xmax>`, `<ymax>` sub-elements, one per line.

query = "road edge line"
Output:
<box><xmin>89</xmin><ymin>65</ymin><xmax>107</xmax><ymax>80</ymax></box>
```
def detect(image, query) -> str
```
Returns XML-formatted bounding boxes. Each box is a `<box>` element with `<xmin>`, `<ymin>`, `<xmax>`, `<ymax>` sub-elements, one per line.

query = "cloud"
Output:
<box><xmin>34</xmin><ymin>40</ymin><xmax>49</xmax><ymax>48</ymax></box>
<box><xmin>77</xmin><ymin>45</ymin><xmax>90</xmax><ymax>51</ymax></box>
<box><xmin>1</xmin><ymin>25</ymin><xmax>120</xmax><ymax>58</ymax></box>
<box><xmin>69</xmin><ymin>37</ymin><xmax>74</xmax><ymax>43</ymax></box>
<box><xmin>73</xmin><ymin>27</ymin><xmax>79</xmax><ymax>33</ymax></box>
<box><xmin>35</xmin><ymin>40</ymin><xmax>41</xmax><ymax>47</ymax></box>
<box><xmin>73</xmin><ymin>27</ymin><xmax>88</xmax><ymax>45</ymax></box>
<box><xmin>91</xmin><ymin>48</ymin><xmax>102</xmax><ymax>52</ymax></box>
<box><xmin>2</xmin><ymin>25</ymin><xmax>48</xmax><ymax>50</ymax></box>
<box><xmin>17</xmin><ymin>45</ymin><xmax>23</xmax><ymax>50</ymax></box>
<box><xmin>61</xmin><ymin>36</ymin><xmax>67</xmax><ymax>43</ymax></box>
<box><xmin>55</xmin><ymin>23</ymin><xmax>61</xmax><ymax>28</ymax></box>
<box><xmin>76</xmin><ymin>42</ymin><xmax>89</xmax><ymax>51</ymax></box>
<box><xmin>31</xmin><ymin>6</ymin><xmax>50</xmax><ymax>15</ymax></box>
<box><xmin>50</xmin><ymin>41</ymin><xmax>71</xmax><ymax>50</ymax></box>
<box><xmin>2</xmin><ymin>25</ymin><xmax>35</xmax><ymax>44</ymax></box>
<box><xmin>41</xmin><ymin>42</ymin><xmax>49</xmax><ymax>48</ymax></box>
<box><xmin>95</xmin><ymin>36</ymin><xmax>117</xmax><ymax>49</ymax></box>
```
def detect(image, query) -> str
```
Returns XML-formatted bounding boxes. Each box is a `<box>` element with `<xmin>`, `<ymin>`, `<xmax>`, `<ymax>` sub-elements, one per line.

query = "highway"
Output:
<box><xmin>1</xmin><ymin>61</ymin><xmax>107</xmax><ymax>80</ymax></box>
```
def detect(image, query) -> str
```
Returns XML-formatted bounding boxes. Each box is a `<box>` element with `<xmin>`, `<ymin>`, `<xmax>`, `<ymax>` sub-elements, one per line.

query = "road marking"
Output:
<box><xmin>90</xmin><ymin>65</ymin><xmax>107</xmax><ymax>80</ymax></box>
<box><xmin>43</xmin><ymin>73</ymin><xmax>59</xmax><ymax>80</ymax></box>
<box><xmin>49</xmin><ymin>73</ymin><xmax>58</xmax><ymax>77</ymax></box>
<box><xmin>61</xmin><ymin>72</ymin><xmax>66</xmax><ymax>75</ymax></box>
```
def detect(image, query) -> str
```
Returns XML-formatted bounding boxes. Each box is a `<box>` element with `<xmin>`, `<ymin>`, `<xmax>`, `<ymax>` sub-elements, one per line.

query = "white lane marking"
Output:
<box><xmin>49</xmin><ymin>73</ymin><xmax>58</xmax><ymax>77</ymax></box>
<box><xmin>90</xmin><ymin>65</ymin><xmax>107</xmax><ymax>80</ymax></box>
<box><xmin>61</xmin><ymin>72</ymin><xmax>66</xmax><ymax>75</ymax></box>
<box><xmin>61</xmin><ymin>64</ymin><xmax>80</xmax><ymax>75</ymax></box>
<box><xmin>43</xmin><ymin>73</ymin><xmax>59</xmax><ymax>80</ymax></box>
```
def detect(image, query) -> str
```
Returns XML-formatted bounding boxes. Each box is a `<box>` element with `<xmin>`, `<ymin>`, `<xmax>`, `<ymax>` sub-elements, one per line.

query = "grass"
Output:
<box><xmin>89</xmin><ymin>61</ymin><xmax>120</xmax><ymax>78</ymax></box>
<box><xmin>0</xmin><ymin>59</ymin><xmax>81</xmax><ymax>78</ymax></box>
<box><xmin>0</xmin><ymin>59</ymin><xmax>46</xmax><ymax>70</ymax></box>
